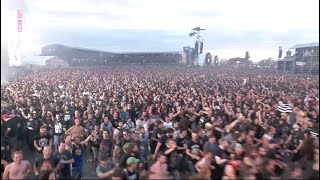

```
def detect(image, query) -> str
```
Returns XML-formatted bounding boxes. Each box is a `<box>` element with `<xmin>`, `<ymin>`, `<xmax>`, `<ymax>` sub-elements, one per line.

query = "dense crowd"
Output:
<box><xmin>1</xmin><ymin>64</ymin><xmax>319</xmax><ymax>180</ymax></box>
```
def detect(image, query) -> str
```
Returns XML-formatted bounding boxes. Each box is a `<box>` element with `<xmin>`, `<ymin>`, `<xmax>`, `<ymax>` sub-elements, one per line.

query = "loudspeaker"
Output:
<box><xmin>205</xmin><ymin>58</ymin><xmax>209</xmax><ymax>65</ymax></box>
<box><xmin>245</xmin><ymin>51</ymin><xmax>250</xmax><ymax>60</ymax></box>
<box><xmin>205</xmin><ymin>53</ymin><xmax>211</xmax><ymax>65</ymax></box>
<box><xmin>278</xmin><ymin>46</ymin><xmax>283</xmax><ymax>58</ymax></box>
<box><xmin>200</xmin><ymin>42</ymin><xmax>203</xmax><ymax>54</ymax></box>
<box><xmin>195</xmin><ymin>42</ymin><xmax>199</xmax><ymax>54</ymax></box>
<box><xmin>214</xmin><ymin>55</ymin><xmax>218</xmax><ymax>65</ymax></box>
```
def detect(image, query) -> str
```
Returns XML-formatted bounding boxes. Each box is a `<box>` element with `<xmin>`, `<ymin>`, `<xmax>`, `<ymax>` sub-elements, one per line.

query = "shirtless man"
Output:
<box><xmin>65</xmin><ymin>118</ymin><xmax>86</xmax><ymax>140</ymax></box>
<box><xmin>2</xmin><ymin>151</ymin><xmax>31</xmax><ymax>180</ymax></box>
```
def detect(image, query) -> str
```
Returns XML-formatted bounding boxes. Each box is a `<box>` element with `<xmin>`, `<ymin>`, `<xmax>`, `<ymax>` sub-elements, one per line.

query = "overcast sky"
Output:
<box><xmin>6</xmin><ymin>0</ymin><xmax>320</xmax><ymax>61</ymax></box>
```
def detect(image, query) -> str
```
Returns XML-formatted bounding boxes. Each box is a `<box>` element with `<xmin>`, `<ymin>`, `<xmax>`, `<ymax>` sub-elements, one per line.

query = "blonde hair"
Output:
<box><xmin>11</xmin><ymin>150</ymin><xmax>23</xmax><ymax>160</ymax></box>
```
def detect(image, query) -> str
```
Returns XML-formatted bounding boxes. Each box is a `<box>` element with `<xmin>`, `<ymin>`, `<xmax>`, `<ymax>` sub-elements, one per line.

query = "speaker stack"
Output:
<box><xmin>214</xmin><ymin>55</ymin><xmax>218</xmax><ymax>66</ymax></box>
<box><xmin>278</xmin><ymin>46</ymin><xmax>283</xmax><ymax>58</ymax></box>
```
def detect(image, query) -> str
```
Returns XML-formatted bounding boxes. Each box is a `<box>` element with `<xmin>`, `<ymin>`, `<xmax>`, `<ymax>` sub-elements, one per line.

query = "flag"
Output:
<box><xmin>277</xmin><ymin>101</ymin><xmax>292</xmax><ymax>113</ymax></box>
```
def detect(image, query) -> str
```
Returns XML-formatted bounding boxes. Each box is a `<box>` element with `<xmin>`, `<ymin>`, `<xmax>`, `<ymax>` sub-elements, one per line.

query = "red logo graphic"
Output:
<box><xmin>17</xmin><ymin>9</ymin><xmax>23</xmax><ymax>32</ymax></box>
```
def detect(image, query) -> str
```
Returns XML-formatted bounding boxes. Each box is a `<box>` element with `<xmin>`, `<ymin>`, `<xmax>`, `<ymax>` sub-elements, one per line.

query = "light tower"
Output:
<box><xmin>189</xmin><ymin>27</ymin><xmax>205</xmax><ymax>65</ymax></box>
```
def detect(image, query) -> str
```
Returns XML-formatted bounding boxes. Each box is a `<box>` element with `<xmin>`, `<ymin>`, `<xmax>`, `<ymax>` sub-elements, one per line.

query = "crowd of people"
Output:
<box><xmin>1</xmin><ymin>64</ymin><xmax>319</xmax><ymax>180</ymax></box>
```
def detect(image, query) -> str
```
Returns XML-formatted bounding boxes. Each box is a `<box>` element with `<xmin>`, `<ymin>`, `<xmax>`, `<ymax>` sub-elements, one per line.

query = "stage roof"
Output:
<box><xmin>290</xmin><ymin>42</ymin><xmax>319</xmax><ymax>49</ymax></box>
<box><xmin>43</xmin><ymin>44</ymin><xmax>181</xmax><ymax>55</ymax></box>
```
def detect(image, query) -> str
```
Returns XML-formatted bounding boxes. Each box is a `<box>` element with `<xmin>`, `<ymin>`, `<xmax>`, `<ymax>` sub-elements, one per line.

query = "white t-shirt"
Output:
<box><xmin>136</xmin><ymin>119</ymin><xmax>146</xmax><ymax>128</ymax></box>
<box><xmin>163</xmin><ymin>122</ymin><xmax>173</xmax><ymax>129</ymax></box>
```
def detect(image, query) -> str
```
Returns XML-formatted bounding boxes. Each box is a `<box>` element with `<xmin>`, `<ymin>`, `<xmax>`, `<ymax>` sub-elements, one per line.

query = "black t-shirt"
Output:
<box><xmin>213</xmin><ymin>147</ymin><xmax>229</xmax><ymax>179</ymax></box>
<box><xmin>201</xmin><ymin>135</ymin><xmax>209</xmax><ymax>146</ymax></box>
<box><xmin>176</xmin><ymin>137</ymin><xmax>188</xmax><ymax>154</ymax></box>
<box><xmin>1</xmin><ymin>120</ymin><xmax>7</xmax><ymax>137</ymax></box>
<box><xmin>119</xmin><ymin>153</ymin><xmax>139</xmax><ymax>169</ymax></box>
<box><xmin>215</xmin><ymin>146</ymin><xmax>227</xmax><ymax>158</ymax></box>
<box><xmin>4</xmin><ymin>118</ymin><xmax>19</xmax><ymax>137</ymax></box>
<box><xmin>93</xmin><ymin>114</ymin><xmax>102</xmax><ymax>125</ymax></box>
<box><xmin>159</xmin><ymin>135</ymin><xmax>169</xmax><ymax>152</ymax></box>
<box><xmin>290</xmin><ymin>130</ymin><xmax>303</xmax><ymax>149</ymax></box>
<box><xmin>52</xmin><ymin>110</ymin><xmax>63</xmax><ymax>118</ymax></box>
<box><xmin>91</xmin><ymin>133</ymin><xmax>102</xmax><ymax>148</ymax></box>
<box><xmin>252</xmin><ymin>124</ymin><xmax>265</xmax><ymax>139</ymax></box>
<box><xmin>235</xmin><ymin>121</ymin><xmax>248</xmax><ymax>133</ymax></box>
<box><xmin>111</xmin><ymin>118</ymin><xmax>120</xmax><ymax>128</ymax></box>
<box><xmin>148</xmin><ymin>123</ymin><xmax>156</xmax><ymax>133</ymax></box>
<box><xmin>99</xmin><ymin>138</ymin><xmax>114</xmax><ymax>157</ymax></box>
<box><xmin>34</xmin><ymin>134</ymin><xmax>52</xmax><ymax>151</ymax></box>
<box><xmin>63</xmin><ymin>112</ymin><xmax>72</xmax><ymax>129</ymax></box>
<box><xmin>25</xmin><ymin>119</ymin><xmax>39</xmax><ymax>131</ymax></box>
<box><xmin>187</xmin><ymin>140</ymin><xmax>202</xmax><ymax>164</ymax></box>
<box><xmin>213</xmin><ymin>125</ymin><xmax>223</xmax><ymax>140</ymax></box>
<box><xmin>117</xmin><ymin>138</ymin><xmax>132</xmax><ymax>156</ymax></box>
<box><xmin>150</xmin><ymin>128</ymin><xmax>162</xmax><ymax>145</ymax></box>
<box><xmin>35</xmin><ymin>155</ymin><xmax>60</xmax><ymax>173</ymax></box>
<box><xmin>163</xmin><ymin>146</ymin><xmax>178</xmax><ymax>172</ymax></box>
<box><xmin>53</xmin><ymin>151</ymin><xmax>73</xmax><ymax>174</ymax></box>
<box><xmin>123</xmin><ymin>168</ymin><xmax>139</xmax><ymax>180</ymax></box>
<box><xmin>189</xmin><ymin>121</ymin><xmax>198</xmax><ymax>132</ymax></box>
<box><xmin>1</xmin><ymin>141</ymin><xmax>11</xmax><ymax>162</ymax></box>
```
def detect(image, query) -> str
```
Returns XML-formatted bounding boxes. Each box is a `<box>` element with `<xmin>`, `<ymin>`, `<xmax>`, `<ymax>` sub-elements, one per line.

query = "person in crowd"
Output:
<box><xmin>90</xmin><ymin>124</ymin><xmax>102</xmax><ymax>166</ymax></box>
<box><xmin>100</xmin><ymin>116</ymin><xmax>113</xmax><ymax>135</ymax></box>
<box><xmin>119</xmin><ymin>142</ymin><xmax>140</xmax><ymax>169</ymax></box>
<box><xmin>154</xmin><ymin>128</ymin><xmax>174</xmax><ymax>157</ymax></box>
<box><xmin>34</xmin><ymin>126</ymin><xmax>53</xmax><ymax>153</ymax></box>
<box><xmin>2</xmin><ymin>151</ymin><xmax>31</xmax><ymax>180</ymax></box>
<box><xmin>96</xmin><ymin>155</ymin><xmax>115</xmax><ymax>179</ymax></box>
<box><xmin>53</xmin><ymin>114</ymin><xmax>64</xmax><ymax>151</ymax></box>
<box><xmin>123</xmin><ymin>157</ymin><xmax>140</xmax><ymax>180</ymax></box>
<box><xmin>65</xmin><ymin>118</ymin><xmax>86</xmax><ymax>141</ymax></box>
<box><xmin>34</xmin><ymin>146</ymin><xmax>60</xmax><ymax>178</ymax></box>
<box><xmin>1</xmin><ymin>140</ymin><xmax>10</xmax><ymax>178</ymax></box>
<box><xmin>113</xmin><ymin>129</ymin><xmax>132</xmax><ymax>163</ymax></box>
<box><xmin>53</xmin><ymin>142</ymin><xmax>74</xmax><ymax>180</ymax></box>
<box><xmin>38</xmin><ymin>169</ymin><xmax>56</xmax><ymax>180</ymax></box>
<box><xmin>65</xmin><ymin>134</ymin><xmax>92</xmax><ymax>179</ymax></box>
<box><xmin>99</xmin><ymin>130</ymin><xmax>114</xmax><ymax>161</ymax></box>
<box><xmin>111</xmin><ymin>168</ymin><xmax>123</xmax><ymax>180</ymax></box>
<box><xmin>186</xmin><ymin>132</ymin><xmax>203</xmax><ymax>175</ymax></box>
<box><xmin>2</xmin><ymin>113</ymin><xmax>20</xmax><ymax>151</ymax></box>
<box><xmin>149</xmin><ymin>153</ymin><xmax>169</xmax><ymax>179</ymax></box>
<box><xmin>20</xmin><ymin>109</ymin><xmax>39</xmax><ymax>152</ymax></box>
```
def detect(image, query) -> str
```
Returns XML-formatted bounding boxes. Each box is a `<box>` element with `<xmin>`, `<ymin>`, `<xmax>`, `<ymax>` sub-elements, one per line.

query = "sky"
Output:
<box><xmin>3</xmin><ymin>0</ymin><xmax>319</xmax><ymax>62</ymax></box>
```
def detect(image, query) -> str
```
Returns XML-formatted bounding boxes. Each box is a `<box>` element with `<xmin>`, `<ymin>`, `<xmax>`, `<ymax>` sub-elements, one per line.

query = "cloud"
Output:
<box><xmin>5</xmin><ymin>0</ymin><xmax>318</xmax><ymax>61</ymax></box>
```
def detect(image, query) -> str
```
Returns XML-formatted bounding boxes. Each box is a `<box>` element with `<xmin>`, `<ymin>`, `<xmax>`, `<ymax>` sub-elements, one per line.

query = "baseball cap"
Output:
<box><xmin>126</xmin><ymin>157</ymin><xmax>140</xmax><ymax>165</ymax></box>
<box><xmin>1</xmin><ymin>114</ymin><xmax>9</xmax><ymax>119</ymax></box>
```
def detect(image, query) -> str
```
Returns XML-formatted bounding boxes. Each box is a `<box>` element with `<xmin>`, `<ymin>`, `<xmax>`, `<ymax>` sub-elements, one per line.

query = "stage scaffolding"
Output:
<box><xmin>278</xmin><ymin>43</ymin><xmax>319</xmax><ymax>75</ymax></box>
